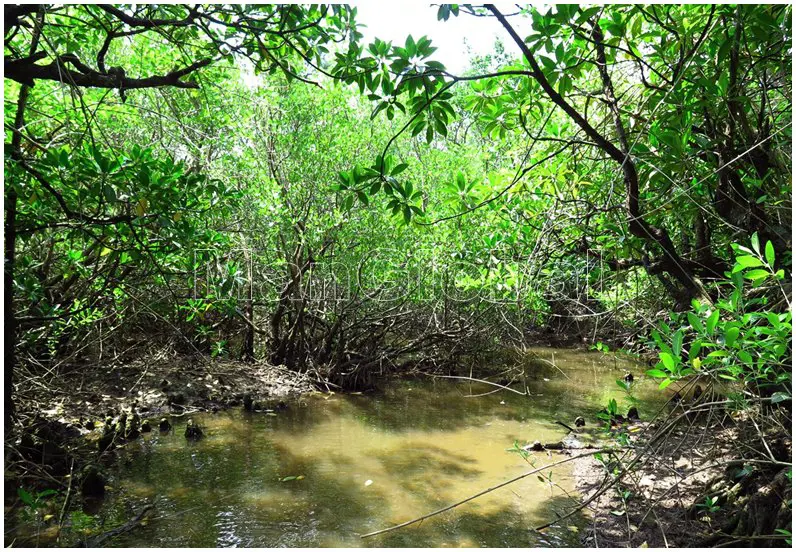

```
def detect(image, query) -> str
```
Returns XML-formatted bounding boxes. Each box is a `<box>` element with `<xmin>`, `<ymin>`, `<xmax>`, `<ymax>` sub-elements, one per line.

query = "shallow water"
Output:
<box><xmin>47</xmin><ymin>349</ymin><xmax>663</xmax><ymax>547</ymax></box>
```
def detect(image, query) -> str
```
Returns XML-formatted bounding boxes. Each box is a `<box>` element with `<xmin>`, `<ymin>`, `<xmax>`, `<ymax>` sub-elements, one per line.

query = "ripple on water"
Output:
<box><xmin>215</xmin><ymin>509</ymin><xmax>245</xmax><ymax>547</ymax></box>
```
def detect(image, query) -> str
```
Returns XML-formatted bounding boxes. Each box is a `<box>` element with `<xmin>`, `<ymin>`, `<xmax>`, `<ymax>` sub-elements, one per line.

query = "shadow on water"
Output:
<box><xmin>375</xmin><ymin>494</ymin><xmax>587</xmax><ymax>548</ymax></box>
<box><xmin>41</xmin><ymin>348</ymin><xmax>661</xmax><ymax>547</ymax></box>
<box><xmin>342</xmin><ymin>381</ymin><xmax>498</xmax><ymax>433</ymax></box>
<box><xmin>329</xmin><ymin>349</ymin><xmax>665</xmax><ymax>436</ymax></box>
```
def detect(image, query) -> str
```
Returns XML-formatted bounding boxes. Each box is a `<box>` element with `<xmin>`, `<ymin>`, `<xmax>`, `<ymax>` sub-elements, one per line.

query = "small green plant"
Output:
<box><xmin>17</xmin><ymin>487</ymin><xmax>58</xmax><ymax>522</ymax></box>
<box><xmin>696</xmin><ymin>495</ymin><xmax>721</xmax><ymax>514</ymax></box>
<box><xmin>180</xmin><ymin>298</ymin><xmax>214</xmax><ymax>322</ymax></box>
<box><xmin>597</xmin><ymin>398</ymin><xmax>619</xmax><ymax>424</ymax></box>
<box><xmin>18</xmin><ymin>487</ymin><xmax>57</xmax><ymax>511</ymax></box>
<box><xmin>211</xmin><ymin>339</ymin><xmax>228</xmax><ymax>358</ymax></box>
<box><xmin>69</xmin><ymin>511</ymin><xmax>98</xmax><ymax>535</ymax></box>
<box><xmin>610</xmin><ymin>485</ymin><xmax>633</xmax><ymax>516</ymax></box>
<box><xmin>590</xmin><ymin>341</ymin><xmax>610</xmax><ymax>353</ymax></box>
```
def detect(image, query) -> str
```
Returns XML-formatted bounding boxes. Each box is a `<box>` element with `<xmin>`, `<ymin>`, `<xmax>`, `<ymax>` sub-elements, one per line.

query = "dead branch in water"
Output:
<box><xmin>79</xmin><ymin>504</ymin><xmax>153</xmax><ymax>547</ymax></box>
<box><xmin>429</xmin><ymin>374</ymin><xmax>528</xmax><ymax>395</ymax></box>
<box><xmin>359</xmin><ymin>448</ymin><xmax>618</xmax><ymax>539</ymax></box>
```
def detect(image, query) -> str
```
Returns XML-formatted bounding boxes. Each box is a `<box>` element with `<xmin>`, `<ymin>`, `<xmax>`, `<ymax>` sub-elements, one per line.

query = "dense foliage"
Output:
<box><xmin>4</xmin><ymin>4</ymin><xmax>792</xmax><ymax>547</ymax></box>
<box><xmin>5</xmin><ymin>4</ymin><xmax>791</xmax><ymax>419</ymax></box>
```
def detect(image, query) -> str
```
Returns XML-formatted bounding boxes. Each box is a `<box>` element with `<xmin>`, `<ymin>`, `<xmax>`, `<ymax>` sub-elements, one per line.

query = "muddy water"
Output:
<box><xmin>85</xmin><ymin>350</ymin><xmax>661</xmax><ymax>547</ymax></box>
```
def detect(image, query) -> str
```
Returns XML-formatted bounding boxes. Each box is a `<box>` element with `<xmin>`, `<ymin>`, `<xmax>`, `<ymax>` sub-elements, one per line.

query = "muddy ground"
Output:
<box><xmin>570</xmin><ymin>406</ymin><xmax>792</xmax><ymax>548</ymax></box>
<box><xmin>13</xmin><ymin>349</ymin><xmax>318</xmax><ymax>429</ymax></box>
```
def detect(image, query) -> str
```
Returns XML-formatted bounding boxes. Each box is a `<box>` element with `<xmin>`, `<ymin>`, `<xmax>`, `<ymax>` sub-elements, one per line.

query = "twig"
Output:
<box><xmin>57</xmin><ymin>458</ymin><xmax>75</xmax><ymax>540</ymax></box>
<box><xmin>555</xmin><ymin>420</ymin><xmax>577</xmax><ymax>434</ymax></box>
<box><xmin>359</xmin><ymin>448</ymin><xmax>616</xmax><ymax>539</ymax></box>
<box><xmin>428</xmin><ymin>374</ymin><xmax>527</xmax><ymax>395</ymax></box>
<box><xmin>530</xmin><ymin>354</ymin><xmax>572</xmax><ymax>380</ymax></box>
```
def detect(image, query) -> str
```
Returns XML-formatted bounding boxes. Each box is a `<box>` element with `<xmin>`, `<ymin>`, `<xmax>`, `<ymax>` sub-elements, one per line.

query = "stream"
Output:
<box><xmin>24</xmin><ymin>349</ymin><xmax>665</xmax><ymax>547</ymax></box>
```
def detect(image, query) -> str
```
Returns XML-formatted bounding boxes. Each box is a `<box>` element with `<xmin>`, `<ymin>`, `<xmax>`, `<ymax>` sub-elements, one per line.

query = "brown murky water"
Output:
<box><xmin>15</xmin><ymin>349</ymin><xmax>664</xmax><ymax>547</ymax></box>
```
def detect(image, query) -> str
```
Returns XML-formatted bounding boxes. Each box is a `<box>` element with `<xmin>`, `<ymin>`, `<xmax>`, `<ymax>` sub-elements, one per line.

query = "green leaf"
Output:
<box><xmin>750</xmin><ymin>232</ymin><xmax>760</xmax><ymax>254</ymax></box>
<box><xmin>646</xmin><ymin>368</ymin><xmax>668</xmax><ymax>378</ymax></box>
<box><xmin>737</xmin><ymin>350</ymin><xmax>753</xmax><ymax>365</ymax></box>
<box><xmin>139</xmin><ymin>168</ymin><xmax>150</xmax><ymax>187</ymax></box>
<box><xmin>103</xmin><ymin>184</ymin><xmax>117</xmax><ymax>204</ymax></box>
<box><xmin>687</xmin><ymin>312</ymin><xmax>703</xmax><ymax>333</ymax></box>
<box><xmin>688</xmin><ymin>340</ymin><xmax>702</xmax><ymax>361</ymax></box>
<box><xmin>744</xmin><ymin>269</ymin><xmax>770</xmax><ymax>281</ymax></box>
<box><xmin>18</xmin><ymin>487</ymin><xmax>34</xmax><ymax>507</ymax></box>
<box><xmin>651</xmin><ymin>329</ymin><xmax>671</xmax><ymax>355</ymax></box>
<box><xmin>671</xmin><ymin>330</ymin><xmax>683</xmax><ymax>359</ymax></box>
<box><xmin>659</xmin><ymin>352</ymin><xmax>676</xmax><ymax>372</ymax></box>
<box><xmin>707</xmin><ymin>350</ymin><xmax>730</xmax><ymax>358</ymax></box>
<box><xmin>455</xmin><ymin>171</ymin><xmax>466</xmax><ymax>191</ymax></box>
<box><xmin>658</xmin><ymin>378</ymin><xmax>673</xmax><ymax>390</ymax></box>
<box><xmin>392</xmin><ymin>163</ymin><xmax>409</xmax><ymax>176</ymax></box>
<box><xmin>724</xmin><ymin>326</ymin><xmax>740</xmax><ymax>348</ymax></box>
<box><xmin>706</xmin><ymin>310</ymin><xmax>720</xmax><ymax>335</ymax></box>
<box><xmin>734</xmin><ymin>255</ymin><xmax>763</xmax><ymax>271</ymax></box>
<box><xmin>764</xmin><ymin>241</ymin><xmax>775</xmax><ymax>267</ymax></box>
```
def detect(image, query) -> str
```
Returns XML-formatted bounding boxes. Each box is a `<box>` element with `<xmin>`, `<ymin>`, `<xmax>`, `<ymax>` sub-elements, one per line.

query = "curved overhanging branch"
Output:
<box><xmin>4</xmin><ymin>4</ymin><xmax>345</xmax><ymax>93</ymax></box>
<box><xmin>17</xmin><ymin>159</ymin><xmax>136</xmax><ymax>227</ymax></box>
<box><xmin>5</xmin><ymin>54</ymin><xmax>212</xmax><ymax>89</ymax></box>
<box><xmin>96</xmin><ymin>4</ymin><xmax>201</xmax><ymax>28</ymax></box>
<box><xmin>485</xmin><ymin>4</ymin><xmax>709</xmax><ymax>302</ymax></box>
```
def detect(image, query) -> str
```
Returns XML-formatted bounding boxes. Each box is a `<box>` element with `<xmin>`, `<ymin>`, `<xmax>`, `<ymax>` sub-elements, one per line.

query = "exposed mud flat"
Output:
<box><xmin>16</xmin><ymin>351</ymin><xmax>317</xmax><ymax>428</ymax></box>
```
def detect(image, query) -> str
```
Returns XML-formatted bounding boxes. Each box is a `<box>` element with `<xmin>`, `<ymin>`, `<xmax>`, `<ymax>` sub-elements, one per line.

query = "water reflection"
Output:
<box><xmin>83</xmin><ymin>349</ymin><xmax>659</xmax><ymax>547</ymax></box>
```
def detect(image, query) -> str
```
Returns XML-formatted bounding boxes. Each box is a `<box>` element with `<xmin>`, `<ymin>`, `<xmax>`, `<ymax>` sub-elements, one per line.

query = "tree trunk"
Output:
<box><xmin>487</xmin><ymin>5</ymin><xmax>710</xmax><ymax>304</ymax></box>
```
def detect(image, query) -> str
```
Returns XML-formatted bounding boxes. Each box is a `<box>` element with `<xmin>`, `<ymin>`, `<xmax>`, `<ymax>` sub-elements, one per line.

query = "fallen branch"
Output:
<box><xmin>555</xmin><ymin>420</ymin><xmax>577</xmax><ymax>433</ymax></box>
<box><xmin>79</xmin><ymin>504</ymin><xmax>153</xmax><ymax>547</ymax></box>
<box><xmin>359</xmin><ymin>448</ymin><xmax>617</xmax><ymax>539</ymax></box>
<box><xmin>429</xmin><ymin>374</ymin><xmax>528</xmax><ymax>395</ymax></box>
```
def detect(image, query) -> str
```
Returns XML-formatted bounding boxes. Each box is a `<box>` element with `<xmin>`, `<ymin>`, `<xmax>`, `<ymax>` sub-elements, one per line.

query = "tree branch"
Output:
<box><xmin>5</xmin><ymin>55</ymin><xmax>212</xmax><ymax>89</ymax></box>
<box><xmin>96</xmin><ymin>4</ymin><xmax>200</xmax><ymax>28</ymax></box>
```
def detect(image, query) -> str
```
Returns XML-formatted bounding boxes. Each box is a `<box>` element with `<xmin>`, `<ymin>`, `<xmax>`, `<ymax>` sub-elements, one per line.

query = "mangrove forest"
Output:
<box><xmin>3</xmin><ymin>3</ymin><xmax>792</xmax><ymax>548</ymax></box>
